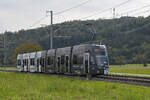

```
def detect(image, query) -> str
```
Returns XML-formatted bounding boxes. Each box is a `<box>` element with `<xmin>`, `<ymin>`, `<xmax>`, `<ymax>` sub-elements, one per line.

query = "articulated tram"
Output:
<box><xmin>17</xmin><ymin>44</ymin><xmax>109</xmax><ymax>75</ymax></box>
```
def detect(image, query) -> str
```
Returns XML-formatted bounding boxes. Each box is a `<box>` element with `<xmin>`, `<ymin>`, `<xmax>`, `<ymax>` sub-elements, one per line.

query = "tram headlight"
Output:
<box><xmin>104</xmin><ymin>62</ymin><xmax>108</xmax><ymax>67</ymax></box>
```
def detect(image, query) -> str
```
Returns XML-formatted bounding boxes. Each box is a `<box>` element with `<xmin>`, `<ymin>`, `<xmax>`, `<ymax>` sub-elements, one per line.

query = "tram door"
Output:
<box><xmin>57</xmin><ymin>57</ymin><xmax>61</xmax><ymax>72</ymax></box>
<box><xmin>37</xmin><ymin>59</ymin><xmax>39</xmax><ymax>72</ymax></box>
<box><xmin>23</xmin><ymin>60</ymin><xmax>25</xmax><ymax>71</ymax></box>
<box><xmin>26</xmin><ymin>59</ymin><xmax>28</xmax><ymax>71</ymax></box>
<box><xmin>41</xmin><ymin>58</ymin><xmax>45</xmax><ymax>72</ymax></box>
<box><xmin>84</xmin><ymin>53</ymin><xmax>90</xmax><ymax>74</ymax></box>
<box><xmin>65</xmin><ymin>56</ymin><xmax>69</xmax><ymax>73</ymax></box>
<box><xmin>39</xmin><ymin>58</ymin><xmax>42</xmax><ymax>72</ymax></box>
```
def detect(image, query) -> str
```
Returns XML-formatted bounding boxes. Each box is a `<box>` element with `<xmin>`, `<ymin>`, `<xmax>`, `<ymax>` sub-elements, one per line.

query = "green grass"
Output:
<box><xmin>0</xmin><ymin>72</ymin><xmax>150</xmax><ymax>100</ymax></box>
<box><xmin>110</xmin><ymin>64</ymin><xmax>150</xmax><ymax>75</ymax></box>
<box><xmin>0</xmin><ymin>67</ymin><xmax>17</xmax><ymax>70</ymax></box>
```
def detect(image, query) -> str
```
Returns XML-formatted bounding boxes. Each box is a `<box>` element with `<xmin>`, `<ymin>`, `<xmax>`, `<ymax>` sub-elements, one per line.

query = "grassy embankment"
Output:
<box><xmin>0</xmin><ymin>67</ymin><xmax>17</xmax><ymax>70</ymax></box>
<box><xmin>0</xmin><ymin>72</ymin><xmax>150</xmax><ymax>100</ymax></box>
<box><xmin>110</xmin><ymin>64</ymin><xmax>150</xmax><ymax>75</ymax></box>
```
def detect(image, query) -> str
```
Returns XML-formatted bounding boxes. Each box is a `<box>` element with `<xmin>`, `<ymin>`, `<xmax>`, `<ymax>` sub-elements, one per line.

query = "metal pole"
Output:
<box><xmin>50</xmin><ymin>11</ymin><xmax>53</xmax><ymax>49</ymax></box>
<box><xmin>3</xmin><ymin>32</ymin><xmax>6</xmax><ymax>70</ymax></box>
<box><xmin>113</xmin><ymin>8</ymin><xmax>115</xmax><ymax>19</ymax></box>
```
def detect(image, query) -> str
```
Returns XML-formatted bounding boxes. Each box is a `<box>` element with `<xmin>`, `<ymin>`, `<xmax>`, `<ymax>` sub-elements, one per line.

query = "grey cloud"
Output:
<box><xmin>0</xmin><ymin>0</ymin><xmax>149</xmax><ymax>33</ymax></box>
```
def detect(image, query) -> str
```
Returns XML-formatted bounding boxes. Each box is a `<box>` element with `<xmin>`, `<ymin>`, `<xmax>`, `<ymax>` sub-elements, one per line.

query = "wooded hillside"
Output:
<box><xmin>0</xmin><ymin>16</ymin><xmax>150</xmax><ymax>65</ymax></box>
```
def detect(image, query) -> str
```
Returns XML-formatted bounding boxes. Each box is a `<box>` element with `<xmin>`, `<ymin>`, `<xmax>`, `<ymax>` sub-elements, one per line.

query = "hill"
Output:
<box><xmin>1</xmin><ymin>16</ymin><xmax>150</xmax><ymax>65</ymax></box>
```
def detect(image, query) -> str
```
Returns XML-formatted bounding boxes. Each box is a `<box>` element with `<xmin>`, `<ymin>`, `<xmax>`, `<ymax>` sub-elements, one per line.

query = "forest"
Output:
<box><xmin>0</xmin><ymin>16</ymin><xmax>150</xmax><ymax>66</ymax></box>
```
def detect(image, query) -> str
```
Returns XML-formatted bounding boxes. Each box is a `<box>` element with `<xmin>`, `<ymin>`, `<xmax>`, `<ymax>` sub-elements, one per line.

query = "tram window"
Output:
<box><xmin>57</xmin><ymin>57</ymin><xmax>61</xmax><ymax>67</ymax></box>
<box><xmin>50</xmin><ymin>56</ymin><xmax>54</xmax><ymax>65</ymax></box>
<box><xmin>73</xmin><ymin>55</ymin><xmax>78</xmax><ymax>64</ymax></box>
<box><xmin>33</xmin><ymin>59</ymin><xmax>35</xmax><ymax>65</ymax></box>
<box><xmin>42</xmin><ymin>58</ymin><xmax>45</xmax><ymax>66</ymax></box>
<box><xmin>30</xmin><ymin>59</ymin><xmax>32</xmax><ymax>65</ymax></box>
<box><xmin>78</xmin><ymin>56</ymin><xmax>83</xmax><ymax>64</ymax></box>
<box><xmin>23</xmin><ymin>60</ymin><xmax>24</xmax><ymax>65</ymax></box>
<box><xmin>17</xmin><ymin>60</ymin><xmax>21</xmax><ymax>66</ymax></box>
<box><xmin>23</xmin><ymin>60</ymin><xmax>26</xmax><ymax>65</ymax></box>
<box><xmin>41</xmin><ymin>58</ymin><xmax>43</xmax><ymax>65</ymax></box>
<box><xmin>25</xmin><ymin>59</ymin><xmax>27</xmax><ymax>65</ymax></box>
<box><xmin>26</xmin><ymin>59</ymin><xmax>28</xmax><ymax>65</ymax></box>
<box><xmin>47</xmin><ymin>57</ymin><xmax>50</xmax><ymax>65</ymax></box>
<box><xmin>17</xmin><ymin>60</ymin><xmax>19</xmax><ymax>65</ymax></box>
<box><xmin>30</xmin><ymin>59</ymin><xmax>35</xmax><ymax>65</ymax></box>
<box><xmin>40</xmin><ymin>58</ymin><xmax>42</xmax><ymax>65</ymax></box>
<box><xmin>24</xmin><ymin>60</ymin><xmax>26</xmax><ymax>65</ymax></box>
<box><xmin>65</xmin><ymin>56</ymin><xmax>69</xmax><ymax>66</ymax></box>
<box><xmin>94</xmin><ymin>49</ymin><xmax>105</xmax><ymax>55</ymax></box>
<box><xmin>37</xmin><ymin>59</ymin><xmax>39</xmax><ymax>65</ymax></box>
<box><xmin>61</xmin><ymin>56</ymin><xmax>65</xmax><ymax>65</ymax></box>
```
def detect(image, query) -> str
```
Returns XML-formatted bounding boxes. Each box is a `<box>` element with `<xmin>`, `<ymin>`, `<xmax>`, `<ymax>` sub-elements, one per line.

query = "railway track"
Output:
<box><xmin>94</xmin><ymin>75</ymin><xmax>150</xmax><ymax>87</ymax></box>
<box><xmin>0</xmin><ymin>69</ymin><xmax>150</xmax><ymax>87</ymax></box>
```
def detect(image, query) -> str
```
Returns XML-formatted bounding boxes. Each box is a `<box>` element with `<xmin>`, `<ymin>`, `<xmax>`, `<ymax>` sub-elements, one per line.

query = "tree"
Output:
<box><xmin>135</xmin><ymin>54</ymin><xmax>147</xmax><ymax>67</ymax></box>
<box><xmin>14</xmin><ymin>42</ymin><xmax>42</xmax><ymax>63</ymax></box>
<box><xmin>115</xmin><ymin>56</ymin><xmax>126</xmax><ymax>66</ymax></box>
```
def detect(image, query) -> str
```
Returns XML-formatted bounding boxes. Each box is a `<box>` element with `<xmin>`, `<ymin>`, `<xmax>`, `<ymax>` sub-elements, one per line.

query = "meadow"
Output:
<box><xmin>0</xmin><ymin>72</ymin><xmax>150</xmax><ymax>100</ymax></box>
<box><xmin>110</xmin><ymin>64</ymin><xmax>150</xmax><ymax>75</ymax></box>
<box><xmin>0</xmin><ymin>67</ymin><xmax>17</xmax><ymax>70</ymax></box>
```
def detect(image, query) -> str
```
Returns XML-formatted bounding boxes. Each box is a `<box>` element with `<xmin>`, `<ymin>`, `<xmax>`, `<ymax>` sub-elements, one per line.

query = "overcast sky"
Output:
<box><xmin>0</xmin><ymin>0</ymin><xmax>150</xmax><ymax>33</ymax></box>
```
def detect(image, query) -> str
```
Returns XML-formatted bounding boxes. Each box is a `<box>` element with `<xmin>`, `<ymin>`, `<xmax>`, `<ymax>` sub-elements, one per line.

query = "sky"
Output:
<box><xmin>0</xmin><ymin>0</ymin><xmax>150</xmax><ymax>33</ymax></box>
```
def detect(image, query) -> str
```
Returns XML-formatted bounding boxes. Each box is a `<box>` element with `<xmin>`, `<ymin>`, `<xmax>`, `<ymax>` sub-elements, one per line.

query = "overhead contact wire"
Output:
<box><xmin>79</xmin><ymin>0</ymin><xmax>132</xmax><ymax>20</ymax></box>
<box><xmin>54</xmin><ymin>0</ymin><xmax>92</xmax><ymax>15</ymax></box>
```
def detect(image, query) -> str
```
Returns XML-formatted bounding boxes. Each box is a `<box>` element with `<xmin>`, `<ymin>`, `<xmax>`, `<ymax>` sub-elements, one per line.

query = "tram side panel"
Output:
<box><xmin>41</xmin><ymin>51</ymin><xmax>47</xmax><ymax>73</ymax></box>
<box><xmin>35</xmin><ymin>51</ymin><xmax>42</xmax><ymax>72</ymax></box>
<box><xmin>23</xmin><ymin>53</ymin><xmax>30</xmax><ymax>72</ymax></box>
<box><xmin>71</xmin><ymin>44</ymin><xmax>89</xmax><ymax>75</ymax></box>
<box><xmin>29</xmin><ymin>52</ymin><xmax>37</xmax><ymax>72</ymax></box>
<box><xmin>46</xmin><ymin>49</ymin><xmax>55</xmax><ymax>73</ymax></box>
<box><xmin>17</xmin><ymin>54</ymin><xmax>23</xmax><ymax>71</ymax></box>
<box><xmin>55</xmin><ymin>47</ymin><xmax>72</xmax><ymax>74</ymax></box>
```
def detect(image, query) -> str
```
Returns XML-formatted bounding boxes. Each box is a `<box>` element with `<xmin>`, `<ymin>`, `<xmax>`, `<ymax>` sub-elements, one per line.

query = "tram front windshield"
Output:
<box><xmin>94</xmin><ymin>48</ymin><xmax>107</xmax><ymax>66</ymax></box>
